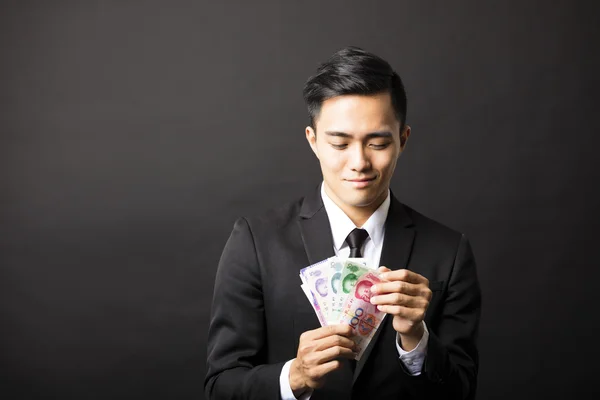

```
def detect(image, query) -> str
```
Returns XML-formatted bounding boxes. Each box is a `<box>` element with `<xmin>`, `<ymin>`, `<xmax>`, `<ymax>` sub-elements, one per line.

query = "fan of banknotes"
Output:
<box><xmin>299</xmin><ymin>257</ymin><xmax>386</xmax><ymax>360</ymax></box>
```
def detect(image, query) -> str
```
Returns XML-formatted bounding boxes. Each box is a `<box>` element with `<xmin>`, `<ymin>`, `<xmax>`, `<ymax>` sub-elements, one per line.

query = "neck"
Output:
<box><xmin>324</xmin><ymin>183</ymin><xmax>388</xmax><ymax>227</ymax></box>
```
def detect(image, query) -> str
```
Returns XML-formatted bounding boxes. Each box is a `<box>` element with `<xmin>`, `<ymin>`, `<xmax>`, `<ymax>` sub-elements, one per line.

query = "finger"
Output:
<box><xmin>315</xmin><ymin>345</ymin><xmax>356</xmax><ymax>363</ymax></box>
<box><xmin>312</xmin><ymin>334</ymin><xmax>356</xmax><ymax>352</ymax></box>
<box><xmin>377</xmin><ymin>266</ymin><xmax>392</xmax><ymax>273</ymax></box>
<box><xmin>301</xmin><ymin>324</ymin><xmax>353</xmax><ymax>341</ymax></box>
<box><xmin>380</xmin><ymin>269</ymin><xmax>428</xmax><ymax>285</ymax></box>
<box><xmin>376</xmin><ymin>305</ymin><xmax>425</xmax><ymax>321</ymax></box>
<box><xmin>370</xmin><ymin>292</ymin><xmax>427</xmax><ymax>308</ymax></box>
<box><xmin>327</xmin><ymin>324</ymin><xmax>354</xmax><ymax>338</ymax></box>
<box><xmin>371</xmin><ymin>280</ymin><xmax>424</xmax><ymax>296</ymax></box>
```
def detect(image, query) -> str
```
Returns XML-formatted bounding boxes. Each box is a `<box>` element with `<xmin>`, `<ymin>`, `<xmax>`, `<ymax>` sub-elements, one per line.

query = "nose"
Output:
<box><xmin>348</xmin><ymin>144</ymin><xmax>371</xmax><ymax>172</ymax></box>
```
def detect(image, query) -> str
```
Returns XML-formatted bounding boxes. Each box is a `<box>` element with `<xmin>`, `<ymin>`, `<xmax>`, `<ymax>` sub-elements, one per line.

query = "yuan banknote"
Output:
<box><xmin>338</xmin><ymin>271</ymin><xmax>385</xmax><ymax>360</ymax></box>
<box><xmin>300</xmin><ymin>259</ymin><xmax>331</xmax><ymax>325</ymax></box>
<box><xmin>327</xmin><ymin>258</ymin><xmax>368</xmax><ymax>324</ymax></box>
<box><xmin>300</xmin><ymin>282</ymin><xmax>327</xmax><ymax>326</ymax></box>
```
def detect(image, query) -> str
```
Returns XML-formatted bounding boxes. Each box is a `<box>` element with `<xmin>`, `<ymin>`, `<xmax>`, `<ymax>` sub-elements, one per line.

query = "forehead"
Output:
<box><xmin>315</xmin><ymin>92</ymin><xmax>399</xmax><ymax>134</ymax></box>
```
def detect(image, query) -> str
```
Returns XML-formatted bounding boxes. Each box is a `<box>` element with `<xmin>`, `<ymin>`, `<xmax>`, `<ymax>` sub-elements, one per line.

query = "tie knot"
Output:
<box><xmin>345</xmin><ymin>228</ymin><xmax>369</xmax><ymax>258</ymax></box>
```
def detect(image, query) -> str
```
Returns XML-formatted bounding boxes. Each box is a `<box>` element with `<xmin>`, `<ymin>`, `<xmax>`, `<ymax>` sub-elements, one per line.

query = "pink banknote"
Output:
<box><xmin>338</xmin><ymin>271</ymin><xmax>385</xmax><ymax>360</ymax></box>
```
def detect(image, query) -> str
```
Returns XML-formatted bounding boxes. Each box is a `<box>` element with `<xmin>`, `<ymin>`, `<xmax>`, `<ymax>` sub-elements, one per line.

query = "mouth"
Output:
<box><xmin>347</xmin><ymin>176</ymin><xmax>376</xmax><ymax>182</ymax></box>
<box><xmin>346</xmin><ymin>176</ymin><xmax>376</xmax><ymax>188</ymax></box>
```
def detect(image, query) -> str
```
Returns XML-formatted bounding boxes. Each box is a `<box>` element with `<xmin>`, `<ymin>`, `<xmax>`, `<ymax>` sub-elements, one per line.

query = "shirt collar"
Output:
<box><xmin>320</xmin><ymin>182</ymin><xmax>390</xmax><ymax>251</ymax></box>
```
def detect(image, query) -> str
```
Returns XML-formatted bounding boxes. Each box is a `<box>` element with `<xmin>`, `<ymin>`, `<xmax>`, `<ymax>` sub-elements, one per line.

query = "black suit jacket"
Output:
<box><xmin>205</xmin><ymin>184</ymin><xmax>481</xmax><ymax>400</ymax></box>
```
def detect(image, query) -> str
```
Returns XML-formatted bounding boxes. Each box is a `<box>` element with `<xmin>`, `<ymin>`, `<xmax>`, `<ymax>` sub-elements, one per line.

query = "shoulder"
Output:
<box><xmin>400</xmin><ymin>202</ymin><xmax>466</xmax><ymax>248</ymax></box>
<box><xmin>234</xmin><ymin>195</ymin><xmax>306</xmax><ymax>234</ymax></box>
<box><xmin>393</xmin><ymin>203</ymin><xmax>477</xmax><ymax>271</ymax></box>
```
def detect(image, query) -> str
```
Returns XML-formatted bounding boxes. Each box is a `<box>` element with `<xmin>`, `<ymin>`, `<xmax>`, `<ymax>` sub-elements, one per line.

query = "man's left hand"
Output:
<box><xmin>369</xmin><ymin>267</ymin><xmax>432</xmax><ymax>351</ymax></box>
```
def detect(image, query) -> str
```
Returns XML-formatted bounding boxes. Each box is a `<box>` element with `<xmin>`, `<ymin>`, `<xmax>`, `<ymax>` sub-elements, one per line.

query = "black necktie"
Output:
<box><xmin>345</xmin><ymin>228</ymin><xmax>369</xmax><ymax>258</ymax></box>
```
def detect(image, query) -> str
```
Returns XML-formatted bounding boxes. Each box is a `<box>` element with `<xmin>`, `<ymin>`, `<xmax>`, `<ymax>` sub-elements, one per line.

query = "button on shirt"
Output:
<box><xmin>279</xmin><ymin>183</ymin><xmax>429</xmax><ymax>399</ymax></box>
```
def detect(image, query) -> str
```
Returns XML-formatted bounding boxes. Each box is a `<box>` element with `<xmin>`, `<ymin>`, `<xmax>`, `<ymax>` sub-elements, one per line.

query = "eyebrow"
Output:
<box><xmin>324</xmin><ymin>131</ymin><xmax>393</xmax><ymax>139</ymax></box>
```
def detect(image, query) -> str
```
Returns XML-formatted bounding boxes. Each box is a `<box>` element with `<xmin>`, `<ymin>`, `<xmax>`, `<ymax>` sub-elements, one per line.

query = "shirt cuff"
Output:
<box><xmin>395</xmin><ymin>321</ymin><xmax>429</xmax><ymax>376</ymax></box>
<box><xmin>279</xmin><ymin>359</ymin><xmax>313</xmax><ymax>400</ymax></box>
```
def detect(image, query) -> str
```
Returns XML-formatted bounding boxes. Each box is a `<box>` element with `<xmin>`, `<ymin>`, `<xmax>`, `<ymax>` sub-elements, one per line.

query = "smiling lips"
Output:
<box><xmin>347</xmin><ymin>177</ymin><xmax>376</xmax><ymax>188</ymax></box>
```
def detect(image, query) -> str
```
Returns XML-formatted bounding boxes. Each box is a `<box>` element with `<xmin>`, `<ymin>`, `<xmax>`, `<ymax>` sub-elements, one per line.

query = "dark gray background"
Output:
<box><xmin>1</xmin><ymin>1</ymin><xmax>599</xmax><ymax>399</ymax></box>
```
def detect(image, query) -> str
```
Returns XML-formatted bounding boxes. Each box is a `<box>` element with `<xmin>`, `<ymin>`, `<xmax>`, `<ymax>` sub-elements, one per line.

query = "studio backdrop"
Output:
<box><xmin>1</xmin><ymin>1</ymin><xmax>598</xmax><ymax>399</ymax></box>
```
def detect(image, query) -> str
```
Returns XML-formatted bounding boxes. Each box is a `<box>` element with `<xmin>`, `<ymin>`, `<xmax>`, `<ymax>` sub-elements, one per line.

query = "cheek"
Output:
<box><xmin>374</xmin><ymin>154</ymin><xmax>397</xmax><ymax>174</ymax></box>
<box><xmin>319</xmin><ymin>151</ymin><xmax>345</xmax><ymax>174</ymax></box>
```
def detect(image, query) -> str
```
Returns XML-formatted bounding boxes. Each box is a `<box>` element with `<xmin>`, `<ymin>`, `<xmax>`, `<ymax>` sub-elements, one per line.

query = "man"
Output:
<box><xmin>204</xmin><ymin>46</ymin><xmax>481</xmax><ymax>399</ymax></box>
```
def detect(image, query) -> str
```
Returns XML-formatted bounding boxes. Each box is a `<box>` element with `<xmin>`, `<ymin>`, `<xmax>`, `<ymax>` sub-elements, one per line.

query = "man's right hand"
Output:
<box><xmin>289</xmin><ymin>324</ymin><xmax>357</xmax><ymax>397</ymax></box>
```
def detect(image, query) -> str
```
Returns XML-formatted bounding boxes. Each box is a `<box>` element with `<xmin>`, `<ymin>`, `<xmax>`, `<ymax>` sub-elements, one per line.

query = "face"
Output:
<box><xmin>315</xmin><ymin>278</ymin><xmax>328</xmax><ymax>297</ymax></box>
<box><xmin>355</xmin><ymin>280</ymin><xmax>373</xmax><ymax>302</ymax></box>
<box><xmin>306</xmin><ymin>92</ymin><xmax>410</xmax><ymax>216</ymax></box>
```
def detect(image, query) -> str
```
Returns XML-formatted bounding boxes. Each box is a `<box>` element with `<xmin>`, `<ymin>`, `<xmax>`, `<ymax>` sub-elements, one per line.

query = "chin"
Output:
<box><xmin>343</xmin><ymin>192</ymin><xmax>380</xmax><ymax>208</ymax></box>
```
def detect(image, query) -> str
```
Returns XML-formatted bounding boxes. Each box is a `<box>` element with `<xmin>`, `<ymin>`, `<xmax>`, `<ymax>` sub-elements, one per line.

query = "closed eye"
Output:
<box><xmin>330</xmin><ymin>143</ymin><xmax>347</xmax><ymax>150</ymax></box>
<box><xmin>370</xmin><ymin>143</ymin><xmax>390</xmax><ymax>149</ymax></box>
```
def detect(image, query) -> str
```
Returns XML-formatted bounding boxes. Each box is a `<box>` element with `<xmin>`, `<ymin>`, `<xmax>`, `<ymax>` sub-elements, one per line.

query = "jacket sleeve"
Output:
<box><xmin>204</xmin><ymin>217</ymin><xmax>286</xmax><ymax>400</ymax></box>
<box><xmin>397</xmin><ymin>234</ymin><xmax>482</xmax><ymax>399</ymax></box>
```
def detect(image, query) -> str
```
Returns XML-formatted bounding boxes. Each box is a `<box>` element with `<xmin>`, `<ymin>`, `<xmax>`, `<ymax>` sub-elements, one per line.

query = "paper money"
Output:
<box><xmin>326</xmin><ymin>258</ymin><xmax>345</xmax><ymax>324</ymax></box>
<box><xmin>300</xmin><ymin>282</ymin><xmax>327</xmax><ymax>326</ymax></box>
<box><xmin>339</xmin><ymin>259</ymin><xmax>371</xmax><ymax>298</ymax></box>
<box><xmin>300</xmin><ymin>258</ymin><xmax>386</xmax><ymax>360</ymax></box>
<box><xmin>338</xmin><ymin>271</ymin><xmax>385</xmax><ymax>360</ymax></box>
<box><xmin>300</xmin><ymin>259</ymin><xmax>331</xmax><ymax>325</ymax></box>
<box><xmin>327</xmin><ymin>258</ymin><xmax>369</xmax><ymax>324</ymax></box>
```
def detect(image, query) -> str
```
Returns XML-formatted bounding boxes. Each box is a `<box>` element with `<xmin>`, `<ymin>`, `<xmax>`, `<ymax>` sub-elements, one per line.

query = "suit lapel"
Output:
<box><xmin>297</xmin><ymin>184</ymin><xmax>336</xmax><ymax>266</ymax></box>
<box><xmin>353</xmin><ymin>193</ymin><xmax>415</xmax><ymax>384</ymax></box>
<box><xmin>295</xmin><ymin>183</ymin><xmax>335</xmax><ymax>321</ymax></box>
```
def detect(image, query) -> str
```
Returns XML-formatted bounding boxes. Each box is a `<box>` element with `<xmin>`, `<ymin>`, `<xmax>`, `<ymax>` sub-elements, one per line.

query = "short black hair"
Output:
<box><xmin>302</xmin><ymin>46</ymin><xmax>407</xmax><ymax>131</ymax></box>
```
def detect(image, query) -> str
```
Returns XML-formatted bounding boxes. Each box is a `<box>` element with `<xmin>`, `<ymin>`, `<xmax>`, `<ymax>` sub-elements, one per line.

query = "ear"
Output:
<box><xmin>398</xmin><ymin>124</ymin><xmax>411</xmax><ymax>157</ymax></box>
<box><xmin>305</xmin><ymin>126</ymin><xmax>319</xmax><ymax>159</ymax></box>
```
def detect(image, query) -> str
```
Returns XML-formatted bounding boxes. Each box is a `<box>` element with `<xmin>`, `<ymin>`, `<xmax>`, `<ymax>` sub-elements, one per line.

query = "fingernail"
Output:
<box><xmin>380</xmin><ymin>273</ymin><xmax>388</xmax><ymax>280</ymax></box>
<box><xmin>370</xmin><ymin>286</ymin><xmax>378</xmax><ymax>294</ymax></box>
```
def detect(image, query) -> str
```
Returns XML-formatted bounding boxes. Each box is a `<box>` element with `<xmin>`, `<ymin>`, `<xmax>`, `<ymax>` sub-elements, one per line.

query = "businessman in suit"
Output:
<box><xmin>204</xmin><ymin>46</ymin><xmax>481</xmax><ymax>399</ymax></box>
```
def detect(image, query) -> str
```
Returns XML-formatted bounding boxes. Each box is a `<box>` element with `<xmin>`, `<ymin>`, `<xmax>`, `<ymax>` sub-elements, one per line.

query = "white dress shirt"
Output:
<box><xmin>279</xmin><ymin>183</ymin><xmax>429</xmax><ymax>399</ymax></box>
